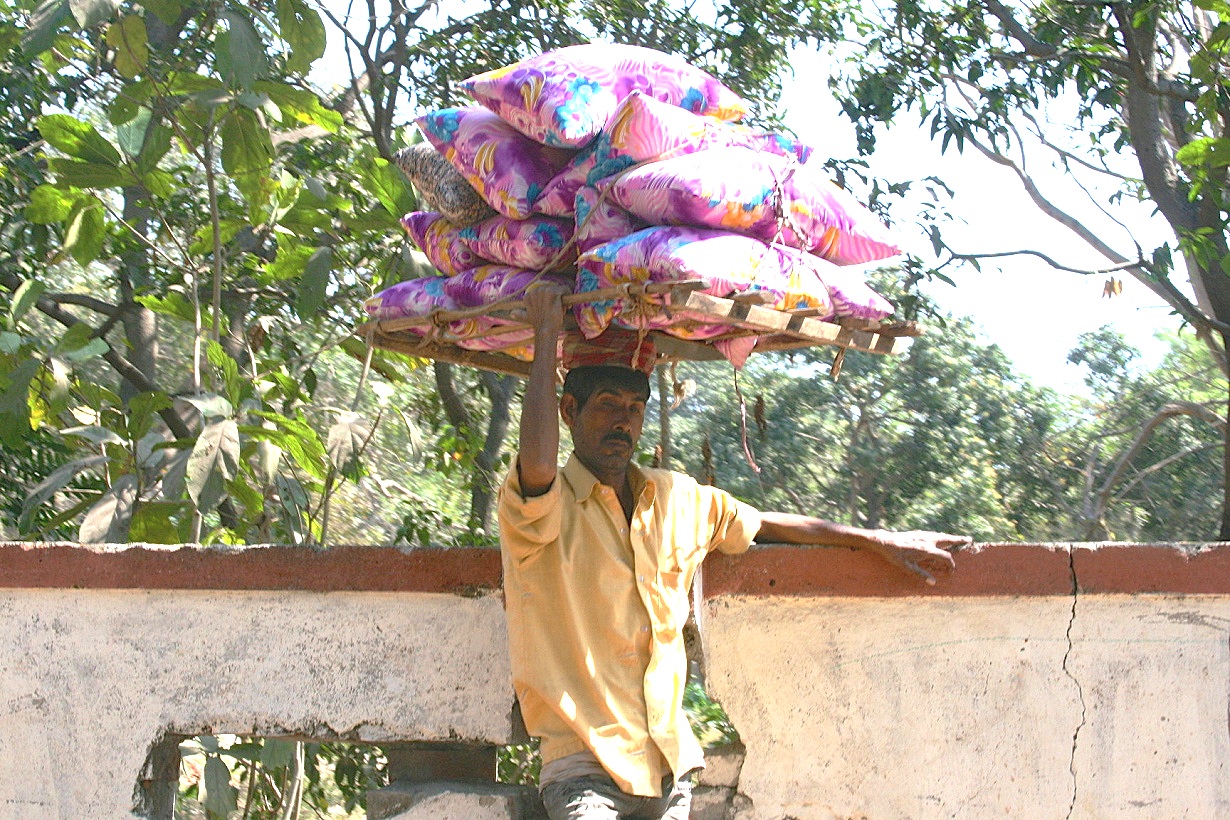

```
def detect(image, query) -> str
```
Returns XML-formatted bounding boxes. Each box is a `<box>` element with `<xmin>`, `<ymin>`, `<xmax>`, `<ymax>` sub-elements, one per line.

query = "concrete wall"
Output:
<box><xmin>1</xmin><ymin>541</ymin><xmax>1228</xmax><ymax>819</ymax></box>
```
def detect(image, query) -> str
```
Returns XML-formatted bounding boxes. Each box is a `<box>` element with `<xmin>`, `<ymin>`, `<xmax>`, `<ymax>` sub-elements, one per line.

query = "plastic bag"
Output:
<box><xmin>459</xmin><ymin>42</ymin><xmax>747</xmax><ymax>149</ymax></box>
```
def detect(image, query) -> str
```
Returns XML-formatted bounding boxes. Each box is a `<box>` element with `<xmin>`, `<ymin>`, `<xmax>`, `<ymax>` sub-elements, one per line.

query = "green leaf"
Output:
<box><xmin>182</xmin><ymin>393</ymin><xmax>234</xmax><ymax>421</ymax></box>
<box><xmin>245</xmin><ymin>410</ymin><xmax>327</xmax><ymax>480</ymax></box>
<box><xmin>0</xmin><ymin>359</ymin><xmax>39</xmax><ymax>444</ymax></box>
<box><xmin>47</xmin><ymin>157</ymin><xmax>132</xmax><ymax>189</ymax></box>
<box><xmin>10</xmin><ymin>279</ymin><xmax>48</xmax><ymax>326</ymax></box>
<box><xmin>218</xmin><ymin>10</ymin><xmax>267</xmax><ymax>90</ymax></box>
<box><xmin>25</xmin><ymin>184</ymin><xmax>77</xmax><ymax>224</ymax></box>
<box><xmin>63</xmin><ymin>336</ymin><xmax>109</xmax><ymax>362</ymax></box>
<box><xmin>63</xmin><ymin>197</ymin><xmax>106</xmax><ymax>266</ymax></box>
<box><xmin>68</xmin><ymin>0</ymin><xmax>118</xmax><ymax>27</ymax></box>
<box><xmin>260</xmin><ymin>738</ymin><xmax>297</xmax><ymax>768</ymax></box>
<box><xmin>128</xmin><ymin>500</ymin><xmax>190</xmax><ymax>544</ymax></box>
<box><xmin>204</xmin><ymin>339</ymin><xmax>241</xmax><ymax>406</ymax></box>
<box><xmin>275</xmin><ymin>0</ymin><xmax>326</xmax><ymax>74</ymax></box>
<box><xmin>62</xmin><ymin>424</ymin><xmax>125</xmax><ymax>446</ymax></box>
<box><xmin>29</xmin><ymin>357</ymin><xmax>71</xmax><ymax>428</ymax></box>
<box><xmin>220</xmin><ymin>107</ymin><xmax>273</xmax><ymax>192</ymax></box>
<box><xmin>187</xmin><ymin>418</ymin><xmax>240</xmax><ymax>513</ymax></box>
<box><xmin>136</xmin><ymin>0</ymin><xmax>181</xmax><ymax>25</ymax></box>
<box><xmin>189</xmin><ymin>219</ymin><xmax>243</xmax><ymax>256</ymax></box>
<box><xmin>297</xmin><ymin>246</ymin><xmax>332</xmax><ymax>318</ymax></box>
<box><xmin>135</xmin><ymin>291</ymin><xmax>195</xmax><ymax>322</ymax></box>
<box><xmin>225</xmin><ymin>474</ymin><xmax>264</xmax><ymax>517</ymax></box>
<box><xmin>254</xmin><ymin>81</ymin><xmax>341</xmax><ymax>132</ymax></box>
<box><xmin>135</xmin><ymin>121</ymin><xmax>173</xmax><ymax>173</ymax></box>
<box><xmin>127</xmin><ymin>391</ymin><xmax>173</xmax><ymax>440</ymax></box>
<box><xmin>108</xmin><ymin>91</ymin><xmax>141</xmax><ymax>126</ymax></box>
<box><xmin>202</xmin><ymin>756</ymin><xmax>238</xmax><ymax>818</ymax></box>
<box><xmin>142</xmin><ymin>168</ymin><xmax>176</xmax><ymax>198</ymax></box>
<box><xmin>53</xmin><ymin>321</ymin><xmax>96</xmax><ymax>355</ymax></box>
<box><xmin>37</xmin><ymin>114</ymin><xmax>122</xmax><ymax>166</ymax></box>
<box><xmin>78</xmin><ymin>473</ymin><xmax>136</xmax><ymax>543</ymax></box>
<box><xmin>327</xmin><ymin>411</ymin><xmax>371</xmax><ymax>482</ymax></box>
<box><xmin>361</xmin><ymin>158</ymin><xmax>416</xmax><ymax>217</ymax></box>
<box><xmin>264</xmin><ymin>243</ymin><xmax>312</xmax><ymax>282</ymax></box>
<box><xmin>22</xmin><ymin>0</ymin><xmax>72</xmax><ymax>56</ymax></box>
<box><xmin>0</xmin><ymin>332</ymin><xmax>23</xmax><ymax>354</ymax></box>
<box><xmin>105</xmin><ymin>14</ymin><xmax>147</xmax><ymax>78</ymax></box>
<box><xmin>19</xmin><ymin>453</ymin><xmax>108</xmax><ymax>533</ymax></box>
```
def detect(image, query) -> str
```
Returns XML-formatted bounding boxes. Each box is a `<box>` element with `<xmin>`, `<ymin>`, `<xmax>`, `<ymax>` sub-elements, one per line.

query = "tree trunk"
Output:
<box><xmin>432</xmin><ymin>363</ymin><xmax>517</xmax><ymax>534</ymax></box>
<box><xmin>132</xmin><ymin>734</ymin><xmax>181</xmax><ymax>819</ymax></box>
<box><xmin>1223</xmin><ymin>330</ymin><xmax>1230</xmax><ymax>541</ymax></box>
<box><xmin>471</xmin><ymin>371</ymin><xmax>516</xmax><ymax>532</ymax></box>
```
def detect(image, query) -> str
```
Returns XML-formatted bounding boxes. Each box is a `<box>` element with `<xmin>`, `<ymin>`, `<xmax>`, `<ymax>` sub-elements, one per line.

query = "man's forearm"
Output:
<box><xmin>755</xmin><ymin>510</ymin><xmax>968</xmax><ymax>585</ymax></box>
<box><xmin>755</xmin><ymin>512</ymin><xmax>890</xmax><ymax>551</ymax></box>
<box><xmin>516</xmin><ymin>292</ymin><xmax>565</xmax><ymax>496</ymax></box>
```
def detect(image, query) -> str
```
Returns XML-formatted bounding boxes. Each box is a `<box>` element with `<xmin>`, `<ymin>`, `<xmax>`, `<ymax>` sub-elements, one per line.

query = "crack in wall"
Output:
<box><xmin>1062</xmin><ymin>546</ymin><xmax>1087</xmax><ymax>820</ymax></box>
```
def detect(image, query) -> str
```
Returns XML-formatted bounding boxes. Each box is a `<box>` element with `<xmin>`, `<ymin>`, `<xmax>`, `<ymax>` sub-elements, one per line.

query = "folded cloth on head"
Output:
<box><xmin>561</xmin><ymin>328</ymin><xmax>656</xmax><ymax>375</ymax></box>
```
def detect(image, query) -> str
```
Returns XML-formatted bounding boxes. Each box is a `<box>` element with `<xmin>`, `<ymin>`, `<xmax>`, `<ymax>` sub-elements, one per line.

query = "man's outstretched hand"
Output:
<box><xmin>867</xmin><ymin>530</ymin><xmax>971</xmax><ymax>586</ymax></box>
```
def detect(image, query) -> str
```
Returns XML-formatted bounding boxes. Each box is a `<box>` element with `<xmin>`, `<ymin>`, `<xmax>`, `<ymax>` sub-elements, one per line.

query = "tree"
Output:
<box><xmin>828</xmin><ymin>0</ymin><xmax>1230</xmax><ymax>536</ymax></box>
<box><xmin>1060</xmin><ymin>326</ymin><xmax>1224</xmax><ymax>540</ymax></box>
<box><xmin>658</xmin><ymin>303</ymin><xmax>1073</xmax><ymax>542</ymax></box>
<box><xmin>1</xmin><ymin>0</ymin><xmax>851</xmax><ymax>543</ymax></box>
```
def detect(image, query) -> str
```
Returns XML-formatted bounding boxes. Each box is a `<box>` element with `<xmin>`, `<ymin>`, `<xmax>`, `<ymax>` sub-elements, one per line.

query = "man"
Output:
<box><xmin>498</xmin><ymin>286</ymin><xmax>971</xmax><ymax>819</ymax></box>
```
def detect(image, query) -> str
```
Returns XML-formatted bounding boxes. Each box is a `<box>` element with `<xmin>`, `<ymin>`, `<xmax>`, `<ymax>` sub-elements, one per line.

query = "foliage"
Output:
<box><xmin>177</xmin><ymin>734</ymin><xmax>386</xmax><ymax>819</ymax></box>
<box><xmin>660</xmin><ymin>288</ymin><xmax>1070</xmax><ymax>541</ymax></box>
<box><xmin>684</xmin><ymin>678</ymin><xmax>740</xmax><ymax>748</ymax></box>
<box><xmin>1056</xmin><ymin>327</ymin><xmax>1225</xmax><ymax>540</ymax></box>
<box><xmin>0</xmin><ymin>0</ymin><xmax>848</xmax><ymax>545</ymax></box>
<box><xmin>656</xmin><ymin>277</ymin><xmax>1221</xmax><ymax>541</ymax></box>
<box><xmin>826</xmin><ymin>0</ymin><xmax>1230</xmax><ymax>534</ymax></box>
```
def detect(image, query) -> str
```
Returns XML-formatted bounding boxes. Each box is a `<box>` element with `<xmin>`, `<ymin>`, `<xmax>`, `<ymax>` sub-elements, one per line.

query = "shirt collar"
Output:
<box><xmin>562</xmin><ymin>453</ymin><xmax>650</xmax><ymax>503</ymax></box>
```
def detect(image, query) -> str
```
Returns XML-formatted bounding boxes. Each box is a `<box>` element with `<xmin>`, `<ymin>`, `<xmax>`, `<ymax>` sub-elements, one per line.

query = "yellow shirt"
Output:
<box><xmin>497</xmin><ymin>454</ymin><xmax>762</xmax><ymax>797</ymax></box>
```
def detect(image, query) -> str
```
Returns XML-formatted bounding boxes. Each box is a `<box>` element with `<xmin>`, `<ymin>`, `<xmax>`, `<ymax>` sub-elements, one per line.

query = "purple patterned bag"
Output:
<box><xmin>599</xmin><ymin>145</ymin><xmax>902</xmax><ymax>265</ymax></box>
<box><xmin>415</xmin><ymin>107</ymin><xmax>575</xmax><ymax>220</ymax></box>
<box><xmin>456</xmin><ymin>214</ymin><xmax>576</xmax><ymax>270</ymax></box>
<box><xmin>400</xmin><ymin>211</ymin><xmax>491</xmax><ymax>275</ymax></box>
<box><xmin>535</xmin><ymin>90</ymin><xmax>811</xmax><ymax>217</ymax></box>
<box><xmin>573</xmin><ymin>186</ymin><xmax>649</xmax><ymax>254</ymax></box>
<box><xmin>443</xmin><ymin>266</ymin><xmax>572</xmax><ymax>308</ymax></box>
<box><xmin>573</xmin><ymin>225</ymin><xmax>835</xmax><ymax>343</ymax></box>
<box><xmin>363</xmin><ymin>276</ymin><xmax>454</xmax><ymax>321</ymax></box>
<box><xmin>459</xmin><ymin>42</ymin><xmax>748</xmax><ymax>149</ymax></box>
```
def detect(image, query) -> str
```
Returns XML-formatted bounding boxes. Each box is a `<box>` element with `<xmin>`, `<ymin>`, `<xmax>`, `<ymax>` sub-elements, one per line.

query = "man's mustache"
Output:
<box><xmin>603</xmin><ymin>432</ymin><xmax>634</xmax><ymax>446</ymax></box>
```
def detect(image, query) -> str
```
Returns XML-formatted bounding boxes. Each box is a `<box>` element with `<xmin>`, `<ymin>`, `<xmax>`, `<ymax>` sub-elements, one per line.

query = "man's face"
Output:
<box><xmin>561</xmin><ymin>386</ymin><xmax>647</xmax><ymax>478</ymax></box>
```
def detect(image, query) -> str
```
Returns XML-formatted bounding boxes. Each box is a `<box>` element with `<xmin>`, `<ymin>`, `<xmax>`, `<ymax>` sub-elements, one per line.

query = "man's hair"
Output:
<box><xmin>562</xmin><ymin>366</ymin><xmax>651</xmax><ymax>411</ymax></box>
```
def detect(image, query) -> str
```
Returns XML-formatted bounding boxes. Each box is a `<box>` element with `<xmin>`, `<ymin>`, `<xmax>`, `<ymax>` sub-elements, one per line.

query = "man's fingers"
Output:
<box><xmin>904</xmin><ymin>559</ymin><xmax>937</xmax><ymax>586</ymax></box>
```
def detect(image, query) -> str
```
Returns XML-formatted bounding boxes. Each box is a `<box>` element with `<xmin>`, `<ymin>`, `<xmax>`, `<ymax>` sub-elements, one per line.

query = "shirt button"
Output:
<box><xmin>638</xmin><ymin>574</ymin><xmax>646</xmax><ymax>582</ymax></box>
<box><xmin>641</xmin><ymin>626</ymin><xmax>650</xmax><ymax>633</ymax></box>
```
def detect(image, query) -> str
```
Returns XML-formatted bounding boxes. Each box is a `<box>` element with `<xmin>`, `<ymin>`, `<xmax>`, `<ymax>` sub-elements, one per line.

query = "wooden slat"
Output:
<box><xmin>370</xmin><ymin>332</ymin><xmax>532</xmax><ymax>378</ymax></box>
<box><xmin>361</xmin><ymin>278</ymin><xmax>921</xmax><ymax>376</ymax></box>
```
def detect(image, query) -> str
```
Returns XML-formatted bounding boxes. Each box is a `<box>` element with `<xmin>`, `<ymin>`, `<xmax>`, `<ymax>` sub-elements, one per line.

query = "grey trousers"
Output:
<box><xmin>540</xmin><ymin>773</ymin><xmax>694</xmax><ymax>819</ymax></box>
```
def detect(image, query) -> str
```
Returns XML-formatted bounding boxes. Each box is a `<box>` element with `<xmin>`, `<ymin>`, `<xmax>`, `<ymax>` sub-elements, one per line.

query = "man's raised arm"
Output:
<box><xmin>516</xmin><ymin>284</ymin><xmax>569</xmax><ymax>497</ymax></box>
<box><xmin>756</xmin><ymin>512</ymin><xmax>972</xmax><ymax>585</ymax></box>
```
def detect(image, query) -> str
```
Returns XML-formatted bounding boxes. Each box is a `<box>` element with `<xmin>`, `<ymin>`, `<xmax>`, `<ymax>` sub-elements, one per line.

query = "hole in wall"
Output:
<box><xmin>137</xmin><ymin>733</ymin><xmax>389</xmax><ymax>819</ymax></box>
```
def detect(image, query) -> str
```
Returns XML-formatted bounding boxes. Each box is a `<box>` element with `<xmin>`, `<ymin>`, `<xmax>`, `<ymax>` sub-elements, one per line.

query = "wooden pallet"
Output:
<box><xmin>357</xmin><ymin>280</ymin><xmax>921</xmax><ymax>378</ymax></box>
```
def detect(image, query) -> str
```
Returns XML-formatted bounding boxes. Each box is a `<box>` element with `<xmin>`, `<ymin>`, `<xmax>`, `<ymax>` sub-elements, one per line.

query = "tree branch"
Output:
<box><xmin>1093</xmin><ymin>401</ymin><xmax>1225</xmax><ymax>521</ymax></box>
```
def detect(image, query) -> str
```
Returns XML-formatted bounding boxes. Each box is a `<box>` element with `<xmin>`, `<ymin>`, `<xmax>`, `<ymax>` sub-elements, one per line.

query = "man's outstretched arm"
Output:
<box><xmin>755</xmin><ymin>512</ymin><xmax>971</xmax><ymax>585</ymax></box>
<box><xmin>516</xmin><ymin>284</ymin><xmax>569</xmax><ymax>498</ymax></box>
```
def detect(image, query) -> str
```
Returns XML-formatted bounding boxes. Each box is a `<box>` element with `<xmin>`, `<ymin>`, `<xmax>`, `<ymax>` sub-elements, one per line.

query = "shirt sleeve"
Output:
<box><xmin>497</xmin><ymin>454</ymin><xmax>562</xmax><ymax>560</ymax></box>
<box><xmin>700</xmin><ymin>482</ymin><xmax>762</xmax><ymax>556</ymax></box>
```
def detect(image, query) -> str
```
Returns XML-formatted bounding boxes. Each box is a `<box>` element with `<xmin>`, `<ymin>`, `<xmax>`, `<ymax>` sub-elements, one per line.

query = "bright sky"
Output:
<box><xmin>779</xmin><ymin>49</ymin><xmax>1183</xmax><ymax>393</ymax></box>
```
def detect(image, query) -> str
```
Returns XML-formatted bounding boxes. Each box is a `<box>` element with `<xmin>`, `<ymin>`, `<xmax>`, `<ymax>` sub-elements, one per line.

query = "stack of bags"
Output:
<box><xmin>364</xmin><ymin>42</ymin><xmax>902</xmax><ymax>367</ymax></box>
